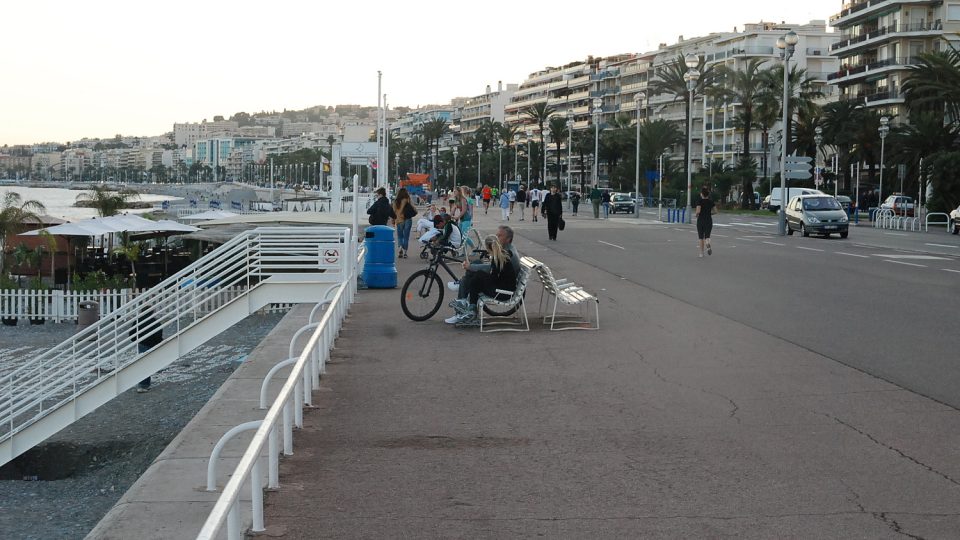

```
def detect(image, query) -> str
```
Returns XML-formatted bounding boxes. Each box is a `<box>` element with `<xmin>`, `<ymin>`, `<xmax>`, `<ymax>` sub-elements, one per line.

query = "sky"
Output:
<box><xmin>1</xmin><ymin>0</ymin><xmax>841</xmax><ymax>146</ymax></box>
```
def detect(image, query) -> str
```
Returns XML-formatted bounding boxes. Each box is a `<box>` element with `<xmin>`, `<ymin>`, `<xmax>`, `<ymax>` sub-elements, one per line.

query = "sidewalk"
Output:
<box><xmin>258</xmin><ymin>214</ymin><xmax>960</xmax><ymax>538</ymax></box>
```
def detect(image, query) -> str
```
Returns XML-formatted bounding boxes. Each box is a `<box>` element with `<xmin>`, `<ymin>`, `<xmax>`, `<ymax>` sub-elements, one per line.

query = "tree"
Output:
<box><xmin>820</xmin><ymin>100</ymin><xmax>860</xmax><ymax>192</ymax></box>
<box><xmin>75</xmin><ymin>185</ymin><xmax>140</xmax><ymax>217</ymax></box>
<box><xmin>422</xmin><ymin>117</ymin><xmax>449</xmax><ymax>178</ymax></box>
<box><xmin>523</xmin><ymin>103</ymin><xmax>556</xmax><ymax>182</ymax></box>
<box><xmin>902</xmin><ymin>46</ymin><xmax>960</xmax><ymax>123</ymax></box>
<box><xmin>761</xmin><ymin>65</ymin><xmax>823</xmax><ymax>157</ymax></box>
<box><xmin>923</xmin><ymin>151</ymin><xmax>960</xmax><ymax>212</ymax></box>
<box><xmin>547</xmin><ymin>115</ymin><xmax>570</xmax><ymax>186</ymax></box>
<box><xmin>0</xmin><ymin>192</ymin><xmax>45</xmax><ymax>276</ymax></box>
<box><xmin>890</xmin><ymin>112</ymin><xmax>960</xmax><ymax>200</ymax></box>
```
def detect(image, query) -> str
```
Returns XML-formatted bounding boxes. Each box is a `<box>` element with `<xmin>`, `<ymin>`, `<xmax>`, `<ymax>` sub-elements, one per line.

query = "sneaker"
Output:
<box><xmin>454</xmin><ymin>313</ymin><xmax>480</xmax><ymax>327</ymax></box>
<box><xmin>447</xmin><ymin>280</ymin><xmax>460</xmax><ymax>292</ymax></box>
<box><xmin>444</xmin><ymin>314</ymin><xmax>462</xmax><ymax>324</ymax></box>
<box><xmin>136</xmin><ymin>387</ymin><xmax>150</xmax><ymax>393</ymax></box>
<box><xmin>698</xmin><ymin>253</ymin><xmax>704</xmax><ymax>258</ymax></box>
<box><xmin>448</xmin><ymin>298</ymin><xmax>469</xmax><ymax>312</ymax></box>
<box><xmin>707</xmin><ymin>246</ymin><xmax>712</xmax><ymax>256</ymax></box>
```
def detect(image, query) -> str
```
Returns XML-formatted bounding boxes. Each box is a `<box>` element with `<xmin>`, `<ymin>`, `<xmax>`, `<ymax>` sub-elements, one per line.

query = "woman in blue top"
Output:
<box><xmin>457</xmin><ymin>186</ymin><xmax>474</xmax><ymax>244</ymax></box>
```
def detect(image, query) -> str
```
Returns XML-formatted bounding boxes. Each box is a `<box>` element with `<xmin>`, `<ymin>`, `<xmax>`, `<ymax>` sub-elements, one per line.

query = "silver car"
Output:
<box><xmin>786</xmin><ymin>195</ymin><xmax>849</xmax><ymax>238</ymax></box>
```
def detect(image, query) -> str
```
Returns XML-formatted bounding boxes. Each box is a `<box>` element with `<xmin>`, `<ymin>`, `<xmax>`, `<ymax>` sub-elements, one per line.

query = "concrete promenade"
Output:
<box><xmin>86</xmin><ymin>208</ymin><xmax>960</xmax><ymax>538</ymax></box>
<box><xmin>256</xmin><ymin>211</ymin><xmax>960</xmax><ymax>538</ymax></box>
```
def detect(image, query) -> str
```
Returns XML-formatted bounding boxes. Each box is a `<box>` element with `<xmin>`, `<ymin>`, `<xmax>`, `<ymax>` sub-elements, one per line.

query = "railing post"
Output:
<box><xmin>282</xmin><ymin>402</ymin><xmax>293</xmax><ymax>455</ymax></box>
<box><xmin>268</xmin><ymin>425</ymin><xmax>279</xmax><ymax>488</ymax></box>
<box><xmin>294</xmin><ymin>380</ymin><xmax>304</xmax><ymax>428</ymax></box>
<box><xmin>251</xmin><ymin>459</ymin><xmax>264</xmax><ymax>532</ymax></box>
<box><xmin>227</xmin><ymin>502</ymin><xmax>240</xmax><ymax>540</ymax></box>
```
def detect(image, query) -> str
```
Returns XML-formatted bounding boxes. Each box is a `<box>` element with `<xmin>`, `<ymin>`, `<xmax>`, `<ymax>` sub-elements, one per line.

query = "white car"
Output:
<box><xmin>951</xmin><ymin>204</ymin><xmax>960</xmax><ymax>235</ymax></box>
<box><xmin>880</xmin><ymin>194</ymin><xmax>915</xmax><ymax>216</ymax></box>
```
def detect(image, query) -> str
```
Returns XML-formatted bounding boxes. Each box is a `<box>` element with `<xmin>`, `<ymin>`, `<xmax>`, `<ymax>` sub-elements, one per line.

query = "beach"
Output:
<box><xmin>0</xmin><ymin>311</ymin><xmax>286</xmax><ymax>540</ymax></box>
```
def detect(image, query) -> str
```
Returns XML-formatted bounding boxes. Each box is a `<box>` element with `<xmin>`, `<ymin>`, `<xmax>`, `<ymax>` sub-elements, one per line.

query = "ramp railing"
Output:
<box><xmin>0</xmin><ymin>226</ymin><xmax>354</xmax><ymax>467</ymax></box>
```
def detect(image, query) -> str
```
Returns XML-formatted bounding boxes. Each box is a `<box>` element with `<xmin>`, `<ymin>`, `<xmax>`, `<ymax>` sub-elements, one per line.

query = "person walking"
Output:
<box><xmin>482</xmin><ymin>184</ymin><xmax>492</xmax><ymax>214</ymax></box>
<box><xmin>366</xmin><ymin>187</ymin><xmax>395</xmax><ymax>226</ymax></box>
<box><xmin>601</xmin><ymin>189</ymin><xmax>611</xmax><ymax>219</ymax></box>
<box><xmin>695</xmin><ymin>186</ymin><xmax>717</xmax><ymax>258</ymax></box>
<box><xmin>529</xmin><ymin>186</ymin><xmax>540</xmax><ymax>222</ymax></box>
<box><xmin>515</xmin><ymin>185</ymin><xmax>527</xmax><ymax>220</ymax></box>
<box><xmin>589</xmin><ymin>186</ymin><xmax>602</xmax><ymax>218</ymax></box>
<box><xmin>131</xmin><ymin>304</ymin><xmax>163</xmax><ymax>393</ymax></box>
<box><xmin>499</xmin><ymin>189</ymin><xmax>510</xmax><ymax>221</ymax></box>
<box><xmin>392</xmin><ymin>187</ymin><xmax>417</xmax><ymax>258</ymax></box>
<box><xmin>570</xmin><ymin>191</ymin><xmax>581</xmax><ymax>216</ymax></box>
<box><xmin>542</xmin><ymin>184</ymin><xmax>564</xmax><ymax>241</ymax></box>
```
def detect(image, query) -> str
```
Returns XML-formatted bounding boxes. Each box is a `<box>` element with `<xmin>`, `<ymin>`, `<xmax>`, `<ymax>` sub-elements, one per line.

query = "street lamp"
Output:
<box><xmin>814</xmin><ymin>126</ymin><xmax>823</xmax><ymax>189</ymax></box>
<box><xmin>658</xmin><ymin>149</ymin><xmax>670</xmax><ymax>221</ymax></box>
<box><xmin>683</xmin><ymin>52</ymin><xmax>700</xmax><ymax>224</ymax></box>
<box><xmin>634</xmin><ymin>92</ymin><xmax>646</xmax><ymax>217</ymax></box>
<box><xmin>592</xmin><ymin>97</ymin><xmax>602</xmax><ymax>187</ymax></box>
<box><xmin>452</xmin><ymin>146</ymin><xmax>458</xmax><ymax>187</ymax></box>
<box><xmin>776</xmin><ymin>30</ymin><xmax>799</xmax><ymax>235</ymax></box>
<box><xmin>705</xmin><ymin>144</ymin><xmax>714</xmax><ymax>180</ymax></box>
<box><xmin>566</xmin><ymin>110</ymin><xmax>574</xmax><ymax>195</ymax></box>
<box><xmin>477</xmin><ymin>142</ymin><xmax>483</xmax><ymax>190</ymax></box>
<box><xmin>878</xmin><ymin>116</ymin><xmax>889</xmax><ymax>210</ymax></box>
<box><xmin>525</xmin><ymin>128</ymin><xmax>533</xmax><ymax>187</ymax></box>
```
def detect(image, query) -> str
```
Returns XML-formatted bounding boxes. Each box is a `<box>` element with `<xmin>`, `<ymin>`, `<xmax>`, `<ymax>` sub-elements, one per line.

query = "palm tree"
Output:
<box><xmin>820</xmin><ymin>100</ymin><xmax>860</xmax><ymax>192</ymax></box>
<box><xmin>523</xmin><ymin>102</ymin><xmax>555</xmax><ymax>182</ymax></box>
<box><xmin>0</xmin><ymin>192</ymin><xmax>46</xmax><ymax>276</ymax></box>
<box><xmin>422</xmin><ymin>117</ymin><xmax>449</xmax><ymax>177</ymax></box>
<box><xmin>547</xmin><ymin>116</ymin><xmax>570</xmax><ymax>186</ymax></box>
<box><xmin>647</xmin><ymin>54</ymin><xmax>715</xmax><ymax>193</ymax></box>
<box><xmin>890</xmin><ymin>112</ymin><xmax>960</xmax><ymax>199</ymax></box>
<box><xmin>709</xmin><ymin>58</ymin><xmax>769</xmax><ymax>207</ymax></box>
<box><xmin>761</xmin><ymin>65</ymin><xmax>824</xmax><ymax>157</ymax></box>
<box><xmin>75</xmin><ymin>185</ymin><xmax>140</xmax><ymax>217</ymax></box>
<box><xmin>571</xmin><ymin>130</ymin><xmax>594</xmax><ymax>191</ymax></box>
<box><xmin>902</xmin><ymin>46</ymin><xmax>960</xmax><ymax>123</ymax></box>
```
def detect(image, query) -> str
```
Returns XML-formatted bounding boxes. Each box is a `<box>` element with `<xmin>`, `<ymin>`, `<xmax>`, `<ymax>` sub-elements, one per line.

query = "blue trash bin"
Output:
<box><xmin>363</xmin><ymin>225</ymin><xmax>397</xmax><ymax>288</ymax></box>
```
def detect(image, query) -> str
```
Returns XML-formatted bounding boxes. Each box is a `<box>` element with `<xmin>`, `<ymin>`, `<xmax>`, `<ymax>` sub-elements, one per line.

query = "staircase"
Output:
<box><xmin>0</xmin><ymin>226</ymin><xmax>357</xmax><ymax>467</ymax></box>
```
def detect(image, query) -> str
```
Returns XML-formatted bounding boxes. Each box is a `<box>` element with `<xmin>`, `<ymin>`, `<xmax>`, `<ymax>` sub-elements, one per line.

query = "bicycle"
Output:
<box><xmin>400</xmin><ymin>242</ymin><xmax>521</xmax><ymax>322</ymax></box>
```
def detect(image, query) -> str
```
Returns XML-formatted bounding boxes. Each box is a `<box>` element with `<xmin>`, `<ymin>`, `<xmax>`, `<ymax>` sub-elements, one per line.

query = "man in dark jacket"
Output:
<box><xmin>366</xmin><ymin>187</ymin><xmax>395</xmax><ymax>225</ymax></box>
<box><xmin>542</xmin><ymin>184</ymin><xmax>564</xmax><ymax>241</ymax></box>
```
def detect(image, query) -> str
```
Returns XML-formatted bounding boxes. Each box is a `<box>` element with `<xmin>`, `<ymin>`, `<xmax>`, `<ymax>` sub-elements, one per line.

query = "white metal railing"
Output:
<box><xmin>0</xmin><ymin>287</ymin><xmax>295</xmax><ymax>323</ymax></box>
<box><xmin>196</xmin><ymin>249</ymin><xmax>362</xmax><ymax>540</ymax></box>
<box><xmin>0</xmin><ymin>227</ymin><xmax>354</xmax><ymax>466</ymax></box>
<box><xmin>926</xmin><ymin>212</ymin><xmax>950</xmax><ymax>233</ymax></box>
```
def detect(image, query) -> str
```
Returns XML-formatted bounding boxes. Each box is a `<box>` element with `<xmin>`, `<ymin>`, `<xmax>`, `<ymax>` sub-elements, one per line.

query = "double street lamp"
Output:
<box><xmin>592</xmin><ymin>98</ymin><xmax>602</xmax><ymax>187</ymax></box>
<box><xmin>814</xmin><ymin>126</ymin><xmax>823</xmax><ymax>189</ymax></box>
<box><xmin>476</xmin><ymin>142</ymin><xmax>482</xmax><ymax>189</ymax></box>
<box><xmin>452</xmin><ymin>147</ymin><xmax>458</xmax><ymax>187</ymax></box>
<box><xmin>878</xmin><ymin>116</ymin><xmax>890</xmax><ymax>208</ymax></box>
<box><xmin>683</xmin><ymin>53</ymin><xmax>700</xmax><ymax>224</ymax></box>
<box><xmin>566</xmin><ymin>110</ymin><xmax>574</xmax><ymax>195</ymax></box>
<box><xmin>525</xmin><ymin>128</ymin><xmax>533</xmax><ymax>186</ymax></box>
<box><xmin>543</xmin><ymin>126</ymin><xmax>551</xmax><ymax>187</ymax></box>
<box><xmin>634</xmin><ymin>92</ymin><xmax>646</xmax><ymax>218</ymax></box>
<box><xmin>776</xmin><ymin>30</ymin><xmax>799</xmax><ymax>235</ymax></box>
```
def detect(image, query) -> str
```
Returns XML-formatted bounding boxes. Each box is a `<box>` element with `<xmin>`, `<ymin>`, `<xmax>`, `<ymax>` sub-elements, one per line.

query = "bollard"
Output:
<box><xmin>78</xmin><ymin>301</ymin><xmax>100</xmax><ymax>329</ymax></box>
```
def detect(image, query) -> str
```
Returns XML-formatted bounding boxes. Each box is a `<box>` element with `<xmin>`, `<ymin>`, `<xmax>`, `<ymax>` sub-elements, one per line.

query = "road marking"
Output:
<box><xmin>873</xmin><ymin>254</ymin><xmax>950</xmax><ymax>260</ymax></box>
<box><xmin>836</xmin><ymin>252</ymin><xmax>869</xmax><ymax>258</ymax></box>
<box><xmin>598</xmin><ymin>240</ymin><xmax>625</xmax><ymax>250</ymax></box>
<box><xmin>926</xmin><ymin>243</ymin><xmax>958</xmax><ymax>249</ymax></box>
<box><xmin>741</xmin><ymin>235</ymin><xmax>769</xmax><ymax>239</ymax></box>
<box><xmin>713</xmin><ymin>234</ymin><xmax>729</xmax><ymax>238</ymax></box>
<box><xmin>763</xmin><ymin>241</ymin><xmax>786</xmax><ymax>247</ymax></box>
<box><xmin>884</xmin><ymin>232</ymin><xmax>908</xmax><ymax>237</ymax></box>
<box><xmin>797</xmin><ymin>246</ymin><xmax>824</xmax><ymax>252</ymax></box>
<box><xmin>735</xmin><ymin>237</ymin><xmax>757</xmax><ymax>242</ymax></box>
<box><xmin>944</xmin><ymin>269</ymin><xmax>960</xmax><ymax>274</ymax></box>
<box><xmin>884</xmin><ymin>260</ymin><xmax>926</xmax><ymax>268</ymax></box>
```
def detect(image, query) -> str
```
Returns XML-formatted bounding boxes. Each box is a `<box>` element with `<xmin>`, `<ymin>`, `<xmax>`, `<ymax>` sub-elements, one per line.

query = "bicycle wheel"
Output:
<box><xmin>401</xmin><ymin>269</ymin><xmax>444</xmax><ymax>321</ymax></box>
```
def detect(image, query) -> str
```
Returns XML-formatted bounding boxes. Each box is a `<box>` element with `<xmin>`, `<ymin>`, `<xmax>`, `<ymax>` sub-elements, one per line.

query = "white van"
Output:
<box><xmin>768</xmin><ymin>187</ymin><xmax>824</xmax><ymax>211</ymax></box>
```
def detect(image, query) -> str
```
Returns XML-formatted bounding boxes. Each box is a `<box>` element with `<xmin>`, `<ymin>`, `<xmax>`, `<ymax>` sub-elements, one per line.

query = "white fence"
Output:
<box><xmin>0</xmin><ymin>288</ymin><xmax>293</xmax><ymax>323</ymax></box>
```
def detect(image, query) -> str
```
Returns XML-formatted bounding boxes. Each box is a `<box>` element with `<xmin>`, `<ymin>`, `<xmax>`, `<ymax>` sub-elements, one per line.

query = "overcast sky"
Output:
<box><xmin>1</xmin><ymin>0</ymin><xmax>841</xmax><ymax>146</ymax></box>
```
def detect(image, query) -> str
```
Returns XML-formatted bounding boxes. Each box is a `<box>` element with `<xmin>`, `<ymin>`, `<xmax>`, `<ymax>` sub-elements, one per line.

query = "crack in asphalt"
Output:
<box><xmin>649</xmin><ymin>365</ymin><xmax>741</xmax><ymax>424</ymax></box>
<box><xmin>821</xmin><ymin>412</ymin><xmax>960</xmax><ymax>488</ymax></box>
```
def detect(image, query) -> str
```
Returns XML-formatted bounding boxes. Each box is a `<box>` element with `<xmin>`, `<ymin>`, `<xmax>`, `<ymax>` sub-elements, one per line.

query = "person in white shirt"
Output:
<box><xmin>507</xmin><ymin>188</ymin><xmax>517</xmax><ymax>215</ymax></box>
<box><xmin>529</xmin><ymin>187</ymin><xmax>540</xmax><ymax>222</ymax></box>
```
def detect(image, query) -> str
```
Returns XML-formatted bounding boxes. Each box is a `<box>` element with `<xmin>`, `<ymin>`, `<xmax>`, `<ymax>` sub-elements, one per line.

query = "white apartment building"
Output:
<box><xmin>828</xmin><ymin>0</ymin><xmax>960</xmax><ymax>119</ymax></box>
<box><xmin>458</xmin><ymin>82</ymin><xmax>518</xmax><ymax>138</ymax></box>
<box><xmin>504</xmin><ymin>59</ymin><xmax>601</xmax><ymax>143</ymax></box>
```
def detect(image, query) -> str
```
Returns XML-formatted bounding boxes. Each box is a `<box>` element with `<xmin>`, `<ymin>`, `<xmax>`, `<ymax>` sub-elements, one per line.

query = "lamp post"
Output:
<box><xmin>592</xmin><ymin>98</ymin><xmax>602</xmax><ymax>188</ymax></box>
<box><xmin>658</xmin><ymin>149</ymin><xmax>669</xmax><ymax>221</ymax></box>
<box><xmin>814</xmin><ymin>126</ymin><xmax>823</xmax><ymax>189</ymax></box>
<box><xmin>476</xmin><ymin>142</ymin><xmax>483</xmax><ymax>190</ymax></box>
<box><xmin>878</xmin><ymin>116</ymin><xmax>889</xmax><ymax>210</ymax></box>
<box><xmin>543</xmin><ymin>126</ymin><xmax>551</xmax><ymax>187</ymax></box>
<box><xmin>497</xmin><ymin>137</ymin><xmax>503</xmax><ymax>191</ymax></box>
<box><xmin>566</xmin><ymin>110</ymin><xmax>574</xmax><ymax>195</ymax></box>
<box><xmin>452</xmin><ymin>147</ymin><xmax>458</xmax><ymax>187</ymax></box>
<box><xmin>683</xmin><ymin>53</ymin><xmax>700</xmax><ymax>224</ymax></box>
<box><xmin>525</xmin><ymin>129</ymin><xmax>533</xmax><ymax>187</ymax></box>
<box><xmin>705</xmin><ymin>144</ymin><xmax>714</xmax><ymax>180</ymax></box>
<box><xmin>634</xmin><ymin>92</ymin><xmax>646</xmax><ymax>217</ymax></box>
<box><xmin>775</xmin><ymin>30</ymin><xmax>799</xmax><ymax>235</ymax></box>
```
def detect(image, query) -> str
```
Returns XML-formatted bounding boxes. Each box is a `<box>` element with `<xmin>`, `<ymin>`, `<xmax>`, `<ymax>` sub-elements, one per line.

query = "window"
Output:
<box><xmin>948</xmin><ymin>4</ymin><xmax>960</xmax><ymax>21</ymax></box>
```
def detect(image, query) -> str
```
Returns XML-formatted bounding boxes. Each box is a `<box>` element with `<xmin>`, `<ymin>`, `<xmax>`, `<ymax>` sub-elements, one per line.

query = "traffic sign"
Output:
<box><xmin>784</xmin><ymin>156</ymin><xmax>812</xmax><ymax>180</ymax></box>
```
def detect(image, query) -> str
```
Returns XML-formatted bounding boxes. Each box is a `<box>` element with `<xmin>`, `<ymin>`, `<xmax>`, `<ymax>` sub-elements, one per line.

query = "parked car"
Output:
<box><xmin>951</xmin><ymin>204</ymin><xmax>960</xmax><ymax>235</ymax></box>
<box><xmin>835</xmin><ymin>195</ymin><xmax>852</xmax><ymax>211</ymax></box>
<box><xmin>880</xmin><ymin>194</ymin><xmax>915</xmax><ymax>216</ymax></box>
<box><xmin>769</xmin><ymin>187</ymin><xmax>824</xmax><ymax>212</ymax></box>
<box><xmin>610</xmin><ymin>193</ymin><xmax>635</xmax><ymax>214</ymax></box>
<box><xmin>785</xmin><ymin>194</ymin><xmax>849</xmax><ymax>238</ymax></box>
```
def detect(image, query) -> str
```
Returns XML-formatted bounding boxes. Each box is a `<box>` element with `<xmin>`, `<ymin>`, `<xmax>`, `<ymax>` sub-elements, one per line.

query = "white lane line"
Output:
<box><xmin>763</xmin><ymin>241</ymin><xmax>786</xmax><ymax>247</ymax></box>
<box><xmin>944</xmin><ymin>269</ymin><xmax>960</xmax><ymax>274</ymax></box>
<box><xmin>797</xmin><ymin>246</ymin><xmax>824</xmax><ymax>252</ymax></box>
<box><xmin>713</xmin><ymin>234</ymin><xmax>730</xmax><ymax>238</ymax></box>
<box><xmin>598</xmin><ymin>240</ymin><xmax>625</xmax><ymax>250</ymax></box>
<box><xmin>884</xmin><ymin>232</ymin><xmax>908</xmax><ymax>237</ymax></box>
<box><xmin>926</xmin><ymin>243</ymin><xmax>958</xmax><ymax>249</ymax></box>
<box><xmin>884</xmin><ymin>260</ymin><xmax>926</xmax><ymax>268</ymax></box>
<box><xmin>741</xmin><ymin>235</ymin><xmax>769</xmax><ymax>239</ymax></box>
<box><xmin>836</xmin><ymin>252</ymin><xmax>870</xmax><ymax>258</ymax></box>
<box><xmin>735</xmin><ymin>237</ymin><xmax>757</xmax><ymax>242</ymax></box>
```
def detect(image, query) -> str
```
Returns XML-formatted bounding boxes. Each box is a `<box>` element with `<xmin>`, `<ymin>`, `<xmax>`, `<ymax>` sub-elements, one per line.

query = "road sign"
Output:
<box><xmin>784</xmin><ymin>156</ymin><xmax>812</xmax><ymax>180</ymax></box>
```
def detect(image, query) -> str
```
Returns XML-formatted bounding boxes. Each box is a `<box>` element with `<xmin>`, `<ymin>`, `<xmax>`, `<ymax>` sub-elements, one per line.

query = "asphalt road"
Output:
<box><xmin>515</xmin><ymin>209</ymin><xmax>960</xmax><ymax>409</ymax></box>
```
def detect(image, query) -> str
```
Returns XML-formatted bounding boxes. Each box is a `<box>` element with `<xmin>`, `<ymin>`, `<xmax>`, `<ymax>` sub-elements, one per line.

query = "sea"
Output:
<box><xmin>0</xmin><ymin>185</ymin><xmax>181</xmax><ymax>222</ymax></box>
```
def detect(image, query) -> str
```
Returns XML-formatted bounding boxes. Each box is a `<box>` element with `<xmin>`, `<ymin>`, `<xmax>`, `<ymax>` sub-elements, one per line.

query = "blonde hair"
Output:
<box><xmin>484</xmin><ymin>234</ymin><xmax>507</xmax><ymax>269</ymax></box>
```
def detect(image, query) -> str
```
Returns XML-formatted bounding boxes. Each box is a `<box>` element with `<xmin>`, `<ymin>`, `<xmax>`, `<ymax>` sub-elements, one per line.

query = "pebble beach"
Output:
<box><xmin>0</xmin><ymin>311</ymin><xmax>285</xmax><ymax>540</ymax></box>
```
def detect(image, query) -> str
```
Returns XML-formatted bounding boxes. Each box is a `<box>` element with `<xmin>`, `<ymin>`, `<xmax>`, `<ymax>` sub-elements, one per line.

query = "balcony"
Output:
<box><xmin>830</xmin><ymin>20</ymin><xmax>943</xmax><ymax>54</ymax></box>
<box><xmin>830</xmin><ymin>0</ymin><xmax>895</xmax><ymax>26</ymax></box>
<box><xmin>838</xmin><ymin>87</ymin><xmax>902</xmax><ymax>104</ymax></box>
<box><xmin>827</xmin><ymin>56</ymin><xmax>920</xmax><ymax>82</ymax></box>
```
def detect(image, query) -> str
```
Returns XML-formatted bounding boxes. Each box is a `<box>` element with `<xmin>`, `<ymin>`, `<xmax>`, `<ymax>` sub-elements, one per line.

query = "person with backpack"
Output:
<box><xmin>392</xmin><ymin>188</ymin><xmax>417</xmax><ymax>258</ymax></box>
<box><xmin>367</xmin><ymin>187</ymin><xmax>395</xmax><ymax>226</ymax></box>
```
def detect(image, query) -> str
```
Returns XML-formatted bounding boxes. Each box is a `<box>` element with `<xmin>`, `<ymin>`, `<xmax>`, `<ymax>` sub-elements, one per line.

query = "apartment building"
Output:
<box><xmin>458</xmin><ymin>82</ymin><xmax>518</xmax><ymax>138</ymax></box>
<box><xmin>504</xmin><ymin>59</ymin><xmax>599</xmax><ymax>143</ymax></box>
<box><xmin>828</xmin><ymin>0</ymin><xmax>960</xmax><ymax>118</ymax></box>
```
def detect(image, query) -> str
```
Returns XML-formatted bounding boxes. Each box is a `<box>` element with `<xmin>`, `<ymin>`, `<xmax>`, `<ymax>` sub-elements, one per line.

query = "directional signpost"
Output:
<box><xmin>784</xmin><ymin>155</ymin><xmax>813</xmax><ymax>180</ymax></box>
